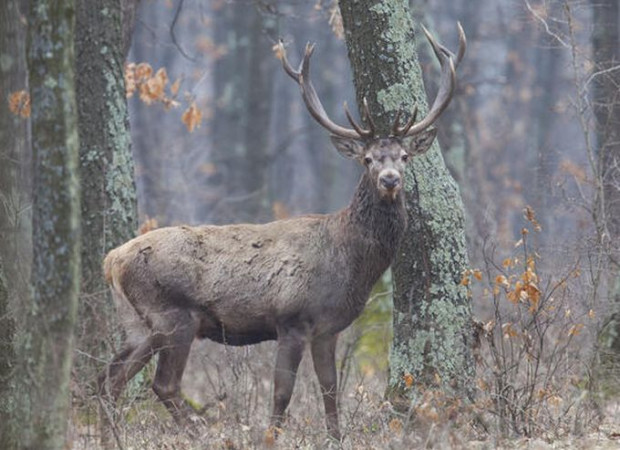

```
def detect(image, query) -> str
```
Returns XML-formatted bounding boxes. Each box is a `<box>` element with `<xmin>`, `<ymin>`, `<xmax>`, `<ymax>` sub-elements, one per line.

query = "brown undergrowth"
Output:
<box><xmin>67</xmin><ymin>207</ymin><xmax>619</xmax><ymax>449</ymax></box>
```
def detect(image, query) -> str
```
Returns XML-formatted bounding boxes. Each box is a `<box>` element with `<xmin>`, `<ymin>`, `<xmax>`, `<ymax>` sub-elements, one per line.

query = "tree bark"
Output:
<box><xmin>0</xmin><ymin>1</ymin><xmax>31</xmax><ymax>445</ymax></box>
<box><xmin>590</xmin><ymin>0</ymin><xmax>620</xmax><ymax>394</ymax></box>
<box><xmin>75</xmin><ymin>0</ymin><xmax>138</xmax><ymax>380</ymax></box>
<box><xmin>339</xmin><ymin>0</ymin><xmax>474</xmax><ymax>404</ymax></box>
<box><xmin>0</xmin><ymin>0</ymin><xmax>31</xmax><ymax>305</ymax></box>
<box><xmin>0</xmin><ymin>256</ymin><xmax>15</xmax><ymax>448</ymax></box>
<box><xmin>19</xmin><ymin>0</ymin><xmax>81</xmax><ymax>446</ymax></box>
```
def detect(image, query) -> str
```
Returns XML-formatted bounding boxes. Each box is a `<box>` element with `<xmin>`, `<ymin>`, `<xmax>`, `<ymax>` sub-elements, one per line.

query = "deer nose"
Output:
<box><xmin>380</xmin><ymin>172</ymin><xmax>400</xmax><ymax>190</ymax></box>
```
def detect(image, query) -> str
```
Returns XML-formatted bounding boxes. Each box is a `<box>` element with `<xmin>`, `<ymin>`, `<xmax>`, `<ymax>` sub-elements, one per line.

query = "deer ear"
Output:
<box><xmin>405</xmin><ymin>128</ymin><xmax>437</xmax><ymax>157</ymax></box>
<box><xmin>330</xmin><ymin>135</ymin><xmax>365</xmax><ymax>159</ymax></box>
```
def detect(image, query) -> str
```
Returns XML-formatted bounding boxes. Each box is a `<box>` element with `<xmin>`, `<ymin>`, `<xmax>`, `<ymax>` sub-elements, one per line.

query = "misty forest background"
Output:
<box><xmin>1</xmin><ymin>0</ymin><xmax>620</xmax><ymax>448</ymax></box>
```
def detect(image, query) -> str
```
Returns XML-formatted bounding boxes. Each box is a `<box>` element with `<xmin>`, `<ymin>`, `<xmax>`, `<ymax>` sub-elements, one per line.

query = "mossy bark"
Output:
<box><xmin>75</xmin><ymin>0</ymin><xmax>138</xmax><ymax>379</ymax></box>
<box><xmin>590</xmin><ymin>0</ymin><xmax>620</xmax><ymax>394</ymax></box>
<box><xmin>0</xmin><ymin>257</ymin><xmax>15</xmax><ymax>448</ymax></box>
<box><xmin>339</xmin><ymin>0</ymin><xmax>474</xmax><ymax>404</ymax></box>
<box><xmin>0</xmin><ymin>2</ymin><xmax>31</xmax><ymax>446</ymax></box>
<box><xmin>22</xmin><ymin>0</ymin><xmax>81</xmax><ymax>447</ymax></box>
<box><xmin>0</xmin><ymin>0</ymin><xmax>31</xmax><ymax>298</ymax></box>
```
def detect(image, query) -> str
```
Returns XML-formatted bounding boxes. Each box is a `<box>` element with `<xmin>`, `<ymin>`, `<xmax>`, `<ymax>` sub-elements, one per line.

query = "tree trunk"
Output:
<box><xmin>590</xmin><ymin>0</ymin><xmax>620</xmax><ymax>394</ymax></box>
<box><xmin>0</xmin><ymin>256</ymin><xmax>15</xmax><ymax>448</ymax></box>
<box><xmin>18</xmin><ymin>0</ymin><xmax>81</xmax><ymax>446</ymax></box>
<box><xmin>0</xmin><ymin>1</ymin><xmax>31</xmax><ymax>445</ymax></box>
<box><xmin>207</xmin><ymin>3</ymin><xmax>276</xmax><ymax>224</ymax></box>
<box><xmin>240</xmin><ymin>8</ymin><xmax>277</xmax><ymax>222</ymax></box>
<box><xmin>0</xmin><ymin>0</ymin><xmax>31</xmax><ymax>306</ymax></box>
<box><xmin>75</xmin><ymin>0</ymin><xmax>138</xmax><ymax>382</ymax></box>
<box><xmin>339</xmin><ymin>0</ymin><xmax>474</xmax><ymax>405</ymax></box>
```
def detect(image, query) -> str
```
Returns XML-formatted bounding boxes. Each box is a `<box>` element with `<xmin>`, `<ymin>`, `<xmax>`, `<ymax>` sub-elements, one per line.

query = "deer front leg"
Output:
<box><xmin>311</xmin><ymin>334</ymin><xmax>340</xmax><ymax>441</ymax></box>
<box><xmin>271</xmin><ymin>330</ymin><xmax>305</xmax><ymax>432</ymax></box>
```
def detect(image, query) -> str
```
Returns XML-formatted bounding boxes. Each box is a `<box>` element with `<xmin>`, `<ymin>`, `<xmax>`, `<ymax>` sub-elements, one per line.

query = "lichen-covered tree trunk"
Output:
<box><xmin>590</xmin><ymin>0</ymin><xmax>620</xmax><ymax>393</ymax></box>
<box><xmin>0</xmin><ymin>256</ymin><xmax>15</xmax><ymax>448</ymax></box>
<box><xmin>0</xmin><ymin>0</ymin><xmax>31</xmax><ymax>298</ymax></box>
<box><xmin>21</xmin><ymin>0</ymin><xmax>81</xmax><ymax>446</ymax></box>
<box><xmin>0</xmin><ymin>1</ymin><xmax>31</xmax><ymax>446</ymax></box>
<box><xmin>339</xmin><ymin>0</ymin><xmax>474</xmax><ymax>404</ymax></box>
<box><xmin>75</xmin><ymin>0</ymin><xmax>138</xmax><ymax>380</ymax></box>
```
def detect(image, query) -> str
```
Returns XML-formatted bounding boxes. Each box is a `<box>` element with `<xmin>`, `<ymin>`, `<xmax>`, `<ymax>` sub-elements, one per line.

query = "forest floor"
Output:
<box><xmin>69</xmin><ymin>338</ymin><xmax>620</xmax><ymax>450</ymax></box>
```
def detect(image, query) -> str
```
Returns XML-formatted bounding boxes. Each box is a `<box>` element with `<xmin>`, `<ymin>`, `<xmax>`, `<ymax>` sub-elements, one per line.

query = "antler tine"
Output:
<box><xmin>279</xmin><ymin>41</ymin><xmax>363</xmax><ymax>140</ymax></box>
<box><xmin>344</xmin><ymin>102</ymin><xmax>373</xmax><ymax>138</ymax></box>
<box><xmin>361</xmin><ymin>98</ymin><xmax>377</xmax><ymax>136</ymax></box>
<box><xmin>391</xmin><ymin>109</ymin><xmax>403</xmax><ymax>135</ymax></box>
<box><xmin>278</xmin><ymin>40</ymin><xmax>301</xmax><ymax>82</ymax></box>
<box><xmin>393</xmin><ymin>107</ymin><xmax>418</xmax><ymax>136</ymax></box>
<box><xmin>399</xmin><ymin>24</ymin><xmax>464</xmax><ymax>137</ymax></box>
<box><xmin>455</xmin><ymin>22</ymin><xmax>467</xmax><ymax>66</ymax></box>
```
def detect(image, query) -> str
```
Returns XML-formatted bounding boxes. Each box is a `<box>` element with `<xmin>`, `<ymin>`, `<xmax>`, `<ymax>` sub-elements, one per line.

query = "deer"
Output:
<box><xmin>98</xmin><ymin>24</ymin><xmax>466</xmax><ymax>442</ymax></box>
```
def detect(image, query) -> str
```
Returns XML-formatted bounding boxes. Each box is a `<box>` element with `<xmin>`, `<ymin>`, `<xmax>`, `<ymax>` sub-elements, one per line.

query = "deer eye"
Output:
<box><xmin>401</xmin><ymin>154</ymin><xmax>409</xmax><ymax>163</ymax></box>
<box><xmin>364</xmin><ymin>156</ymin><xmax>373</xmax><ymax>166</ymax></box>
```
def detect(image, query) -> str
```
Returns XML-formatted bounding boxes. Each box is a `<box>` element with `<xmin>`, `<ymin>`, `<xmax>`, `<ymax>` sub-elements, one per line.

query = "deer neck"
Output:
<box><xmin>346</xmin><ymin>172</ymin><xmax>407</xmax><ymax>260</ymax></box>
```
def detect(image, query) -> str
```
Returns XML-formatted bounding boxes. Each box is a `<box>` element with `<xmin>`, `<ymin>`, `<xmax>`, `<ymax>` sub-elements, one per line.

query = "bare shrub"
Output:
<box><xmin>469</xmin><ymin>207</ymin><xmax>599</xmax><ymax>438</ymax></box>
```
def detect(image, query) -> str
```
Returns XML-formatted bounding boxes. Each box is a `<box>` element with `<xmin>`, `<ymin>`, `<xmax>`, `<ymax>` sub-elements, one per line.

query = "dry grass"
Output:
<box><xmin>67</xmin><ymin>324</ymin><xmax>620</xmax><ymax>449</ymax></box>
<box><xmin>67</xmin><ymin>215</ymin><xmax>620</xmax><ymax>449</ymax></box>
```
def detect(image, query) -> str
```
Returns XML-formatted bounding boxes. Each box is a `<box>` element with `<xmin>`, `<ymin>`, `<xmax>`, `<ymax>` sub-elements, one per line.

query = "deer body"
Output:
<box><xmin>105</xmin><ymin>172</ymin><xmax>404</xmax><ymax>347</ymax></box>
<box><xmin>99</xmin><ymin>26</ymin><xmax>465</xmax><ymax>442</ymax></box>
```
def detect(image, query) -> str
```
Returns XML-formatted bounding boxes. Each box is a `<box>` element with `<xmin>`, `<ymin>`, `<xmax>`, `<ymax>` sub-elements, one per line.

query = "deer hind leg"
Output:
<box><xmin>271</xmin><ymin>329</ymin><xmax>306</xmax><ymax>432</ymax></box>
<box><xmin>98</xmin><ymin>335</ymin><xmax>159</xmax><ymax>446</ymax></box>
<box><xmin>98</xmin><ymin>335</ymin><xmax>159</xmax><ymax>402</ymax></box>
<box><xmin>151</xmin><ymin>309</ymin><xmax>199</xmax><ymax>426</ymax></box>
<box><xmin>311</xmin><ymin>334</ymin><xmax>341</xmax><ymax>441</ymax></box>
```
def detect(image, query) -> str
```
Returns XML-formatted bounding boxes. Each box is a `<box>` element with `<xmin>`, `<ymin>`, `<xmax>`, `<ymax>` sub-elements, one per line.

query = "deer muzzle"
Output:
<box><xmin>379</xmin><ymin>170</ymin><xmax>400</xmax><ymax>191</ymax></box>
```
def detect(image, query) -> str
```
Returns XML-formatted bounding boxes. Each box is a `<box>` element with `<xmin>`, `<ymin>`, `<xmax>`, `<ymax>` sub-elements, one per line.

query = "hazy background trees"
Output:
<box><xmin>2</xmin><ymin>0</ymin><xmax>620</xmax><ymax>447</ymax></box>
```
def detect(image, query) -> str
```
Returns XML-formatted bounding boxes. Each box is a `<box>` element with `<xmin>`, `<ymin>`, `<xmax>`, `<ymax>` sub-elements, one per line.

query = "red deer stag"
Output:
<box><xmin>98</xmin><ymin>24</ymin><xmax>465</xmax><ymax>441</ymax></box>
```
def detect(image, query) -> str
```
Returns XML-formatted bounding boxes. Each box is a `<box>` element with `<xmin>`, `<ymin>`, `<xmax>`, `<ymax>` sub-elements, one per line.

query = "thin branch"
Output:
<box><xmin>170</xmin><ymin>0</ymin><xmax>198</xmax><ymax>62</ymax></box>
<box><xmin>524</xmin><ymin>0</ymin><xmax>570</xmax><ymax>48</ymax></box>
<box><xmin>581</xmin><ymin>64</ymin><xmax>620</xmax><ymax>97</ymax></box>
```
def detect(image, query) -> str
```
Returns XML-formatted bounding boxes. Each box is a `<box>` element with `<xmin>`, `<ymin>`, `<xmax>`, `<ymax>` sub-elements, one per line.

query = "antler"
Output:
<box><xmin>279</xmin><ymin>41</ymin><xmax>371</xmax><ymax>140</ymax></box>
<box><xmin>279</xmin><ymin>22</ymin><xmax>466</xmax><ymax>141</ymax></box>
<box><xmin>392</xmin><ymin>22</ymin><xmax>467</xmax><ymax>137</ymax></box>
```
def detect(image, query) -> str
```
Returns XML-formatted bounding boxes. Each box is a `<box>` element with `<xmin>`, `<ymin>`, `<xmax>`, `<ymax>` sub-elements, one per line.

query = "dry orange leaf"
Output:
<box><xmin>272</xmin><ymin>201</ymin><xmax>290</xmax><ymax>220</ymax></box>
<box><xmin>138</xmin><ymin>217</ymin><xmax>158</xmax><ymax>235</ymax></box>
<box><xmin>495</xmin><ymin>274</ymin><xmax>509</xmax><ymax>288</ymax></box>
<box><xmin>568</xmin><ymin>323</ymin><xmax>584</xmax><ymax>337</ymax></box>
<box><xmin>170</xmin><ymin>78</ymin><xmax>181</xmax><ymax>96</ymax></box>
<box><xmin>388</xmin><ymin>418</ymin><xmax>403</xmax><ymax>434</ymax></box>
<box><xmin>135</xmin><ymin>62</ymin><xmax>153</xmax><ymax>80</ymax></box>
<box><xmin>182</xmin><ymin>101</ymin><xmax>203</xmax><ymax>132</ymax></box>
<box><xmin>273</xmin><ymin>42</ymin><xmax>285</xmax><ymax>61</ymax></box>
<box><xmin>8</xmin><ymin>90</ymin><xmax>30</xmax><ymax>118</ymax></box>
<box><xmin>403</xmin><ymin>373</ymin><xmax>414</xmax><ymax>387</ymax></box>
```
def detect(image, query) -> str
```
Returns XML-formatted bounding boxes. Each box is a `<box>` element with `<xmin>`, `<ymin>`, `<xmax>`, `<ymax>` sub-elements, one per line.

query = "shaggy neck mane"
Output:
<box><xmin>346</xmin><ymin>172</ymin><xmax>408</xmax><ymax>261</ymax></box>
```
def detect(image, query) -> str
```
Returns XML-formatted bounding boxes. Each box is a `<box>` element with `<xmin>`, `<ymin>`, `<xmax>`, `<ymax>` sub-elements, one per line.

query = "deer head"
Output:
<box><xmin>278</xmin><ymin>23</ymin><xmax>466</xmax><ymax>201</ymax></box>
